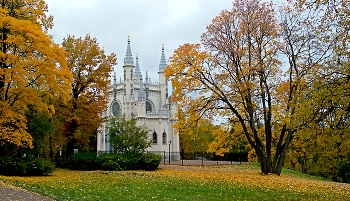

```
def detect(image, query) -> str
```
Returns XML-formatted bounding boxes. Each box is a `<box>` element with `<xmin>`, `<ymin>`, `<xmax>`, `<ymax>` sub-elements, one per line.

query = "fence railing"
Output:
<box><xmin>71</xmin><ymin>150</ymin><xmax>248</xmax><ymax>166</ymax></box>
<box><xmin>147</xmin><ymin>151</ymin><xmax>248</xmax><ymax>166</ymax></box>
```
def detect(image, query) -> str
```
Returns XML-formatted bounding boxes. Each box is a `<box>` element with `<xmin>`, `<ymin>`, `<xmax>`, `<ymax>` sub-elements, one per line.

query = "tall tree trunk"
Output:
<box><xmin>65</xmin><ymin>118</ymin><xmax>78</xmax><ymax>158</ymax></box>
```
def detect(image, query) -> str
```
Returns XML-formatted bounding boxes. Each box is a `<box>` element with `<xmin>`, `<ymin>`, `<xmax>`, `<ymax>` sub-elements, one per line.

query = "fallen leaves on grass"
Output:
<box><xmin>0</xmin><ymin>165</ymin><xmax>349</xmax><ymax>200</ymax></box>
<box><xmin>155</xmin><ymin>165</ymin><xmax>350</xmax><ymax>198</ymax></box>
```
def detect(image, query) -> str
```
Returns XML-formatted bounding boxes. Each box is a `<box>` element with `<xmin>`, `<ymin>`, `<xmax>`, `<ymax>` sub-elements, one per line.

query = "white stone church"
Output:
<box><xmin>97</xmin><ymin>37</ymin><xmax>179</xmax><ymax>157</ymax></box>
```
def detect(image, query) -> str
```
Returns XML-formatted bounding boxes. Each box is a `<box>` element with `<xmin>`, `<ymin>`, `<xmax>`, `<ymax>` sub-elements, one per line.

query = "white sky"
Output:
<box><xmin>45</xmin><ymin>0</ymin><xmax>234</xmax><ymax>82</ymax></box>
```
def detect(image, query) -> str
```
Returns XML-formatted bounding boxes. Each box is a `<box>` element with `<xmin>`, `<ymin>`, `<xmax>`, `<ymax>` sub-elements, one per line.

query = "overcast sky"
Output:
<box><xmin>45</xmin><ymin>0</ymin><xmax>234</xmax><ymax>82</ymax></box>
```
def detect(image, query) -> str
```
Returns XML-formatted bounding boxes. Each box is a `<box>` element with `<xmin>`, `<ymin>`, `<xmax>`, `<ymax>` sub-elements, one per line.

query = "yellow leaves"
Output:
<box><xmin>165</xmin><ymin>43</ymin><xmax>208</xmax><ymax>103</ymax></box>
<box><xmin>1</xmin><ymin>166</ymin><xmax>350</xmax><ymax>200</ymax></box>
<box><xmin>174</xmin><ymin>109</ymin><xmax>216</xmax><ymax>153</ymax></box>
<box><xmin>62</xmin><ymin>34</ymin><xmax>116</xmax><ymax>94</ymax></box>
<box><xmin>208</xmin><ymin>126</ymin><xmax>230</xmax><ymax>155</ymax></box>
<box><xmin>52</xmin><ymin>34</ymin><xmax>117</xmax><ymax>149</ymax></box>
<box><xmin>0</xmin><ymin>0</ymin><xmax>73</xmax><ymax>150</ymax></box>
<box><xmin>0</xmin><ymin>102</ymin><xmax>33</xmax><ymax>148</ymax></box>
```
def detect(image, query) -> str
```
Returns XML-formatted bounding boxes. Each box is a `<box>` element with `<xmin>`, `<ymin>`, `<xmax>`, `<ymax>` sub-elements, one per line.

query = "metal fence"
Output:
<box><xmin>147</xmin><ymin>151</ymin><xmax>248</xmax><ymax>166</ymax></box>
<box><xmin>68</xmin><ymin>150</ymin><xmax>248</xmax><ymax>166</ymax></box>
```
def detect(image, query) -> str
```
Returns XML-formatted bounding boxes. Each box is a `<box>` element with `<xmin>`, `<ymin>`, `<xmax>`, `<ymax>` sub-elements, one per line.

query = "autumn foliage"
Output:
<box><xmin>165</xmin><ymin>0</ymin><xmax>350</xmax><ymax>177</ymax></box>
<box><xmin>0</xmin><ymin>0</ymin><xmax>71</xmax><ymax>155</ymax></box>
<box><xmin>0</xmin><ymin>0</ymin><xmax>349</xmax><ymax>182</ymax></box>
<box><xmin>57</xmin><ymin>34</ymin><xmax>117</xmax><ymax>157</ymax></box>
<box><xmin>0</xmin><ymin>1</ymin><xmax>117</xmax><ymax>161</ymax></box>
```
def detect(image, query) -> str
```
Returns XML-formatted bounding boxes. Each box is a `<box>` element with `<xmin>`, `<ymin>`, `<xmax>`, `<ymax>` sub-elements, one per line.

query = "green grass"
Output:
<box><xmin>0</xmin><ymin>164</ymin><xmax>349</xmax><ymax>201</ymax></box>
<box><xmin>247</xmin><ymin>162</ymin><xmax>330</xmax><ymax>181</ymax></box>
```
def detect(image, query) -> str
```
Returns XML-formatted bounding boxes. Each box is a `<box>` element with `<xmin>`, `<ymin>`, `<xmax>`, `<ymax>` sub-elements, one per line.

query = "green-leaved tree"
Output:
<box><xmin>108</xmin><ymin>116</ymin><xmax>151</xmax><ymax>154</ymax></box>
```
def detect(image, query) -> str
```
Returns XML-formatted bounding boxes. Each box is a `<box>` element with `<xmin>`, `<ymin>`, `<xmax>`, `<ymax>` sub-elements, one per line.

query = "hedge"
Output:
<box><xmin>68</xmin><ymin>152</ymin><xmax>161</xmax><ymax>171</ymax></box>
<box><xmin>0</xmin><ymin>156</ymin><xmax>56</xmax><ymax>176</ymax></box>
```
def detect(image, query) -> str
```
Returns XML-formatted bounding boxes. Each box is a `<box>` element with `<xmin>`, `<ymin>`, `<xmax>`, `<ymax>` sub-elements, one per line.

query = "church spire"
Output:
<box><xmin>124</xmin><ymin>36</ymin><xmax>134</xmax><ymax>65</ymax></box>
<box><xmin>134</xmin><ymin>53</ymin><xmax>142</xmax><ymax>79</ymax></box>
<box><xmin>159</xmin><ymin>44</ymin><xmax>166</xmax><ymax>71</ymax></box>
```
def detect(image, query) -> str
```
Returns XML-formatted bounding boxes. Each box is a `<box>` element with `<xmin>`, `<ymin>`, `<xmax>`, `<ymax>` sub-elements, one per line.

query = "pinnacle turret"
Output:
<box><xmin>124</xmin><ymin>36</ymin><xmax>134</xmax><ymax>65</ymax></box>
<box><xmin>138</xmin><ymin>77</ymin><xmax>146</xmax><ymax>101</ymax></box>
<box><xmin>113</xmin><ymin>72</ymin><xmax>117</xmax><ymax>86</ymax></box>
<box><xmin>134</xmin><ymin>54</ymin><xmax>142</xmax><ymax>80</ymax></box>
<box><xmin>159</xmin><ymin>44</ymin><xmax>167</xmax><ymax>71</ymax></box>
<box><xmin>113</xmin><ymin>72</ymin><xmax>117</xmax><ymax>99</ymax></box>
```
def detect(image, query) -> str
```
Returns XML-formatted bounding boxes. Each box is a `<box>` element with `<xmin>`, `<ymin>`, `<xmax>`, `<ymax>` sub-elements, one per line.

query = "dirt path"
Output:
<box><xmin>0</xmin><ymin>180</ymin><xmax>53</xmax><ymax>201</ymax></box>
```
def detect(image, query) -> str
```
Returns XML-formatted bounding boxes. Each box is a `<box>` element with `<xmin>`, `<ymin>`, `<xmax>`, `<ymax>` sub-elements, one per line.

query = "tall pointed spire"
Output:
<box><xmin>134</xmin><ymin>53</ymin><xmax>142</xmax><ymax>79</ymax></box>
<box><xmin>159</xmin><ymin>44</ymin><xmax>167</xmax><ymax>71</ymax></box>
<box><xmin>124</xmin><ymin>35</ymin><xmax>134</xmax><ymax>65</ymax></box>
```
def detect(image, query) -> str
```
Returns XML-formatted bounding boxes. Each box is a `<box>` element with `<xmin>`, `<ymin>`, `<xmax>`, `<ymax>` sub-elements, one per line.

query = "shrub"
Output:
<box><xmin>120</xmin><ymin>153</ymin><xmax>143</xmax><ymax>170</ymax></box>
<box><xmin>67</xmin><ymin>152</ymin><xmax>161</xmax><ymax>171</ymax></box>
<box><xmin>27</xmin><ymin>158</ymin><xmax>56</xmax><ymax>175</ymax></box>
<box><xmin>140</xmin><ymin>153</ymin><xmax>162</xmax><ymax>171</ymax></box>
<box><xmin>0</xmin><ymin>157</ymin><xmax>28</xmax><ymax>175</ymax></box>
<box><xmin>69</xmin><ymin>152</ymin><xmax>98</xmax><ymax>170</ymax></box>
<box><xmin>102</xmin><ymin>160</ymin><xmax>122</xmax><ymax>171</ymax></box>
<box><xmin>97</xmin><ymin>154</ymin><xmax>121</xmax><ymax>170</ymax></box>
<box><xmin>337</xmin><ymin>155</ymin><xmax>350</xmax><ymax>183</ymax></box>
<box><xmin>97</xmin><ymin>153</ymin><xmax>161</xmax><ymax>171</ymax></box>
<box><xmin>0</xmin><ymin>156</ymin><xmax>55</xmax><ymax>176</ymax></box>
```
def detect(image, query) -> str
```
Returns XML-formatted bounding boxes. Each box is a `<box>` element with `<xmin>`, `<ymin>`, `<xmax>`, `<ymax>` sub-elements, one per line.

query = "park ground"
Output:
<box><xmin>0</xmin><ymin>163</ymin><xmax>349</xmax><ymax>200</ymax></box>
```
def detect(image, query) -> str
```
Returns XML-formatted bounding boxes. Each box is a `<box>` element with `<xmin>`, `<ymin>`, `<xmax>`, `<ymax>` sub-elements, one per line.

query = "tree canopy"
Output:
<box><xmin>108</xmin><ymin>116</ymin><xmax>151</xmax><ymax>154</ymax></box>
<box><xmin>57</xmin><ymin>34</ymin><xmax>117</xmax><ymax>156</ymax></box>
<box><xmin>165</xmin><ymin>0</ymin><xmax>350</xmax><ymax>176</ymax></box>
<box><xmin>0</xmin><ymin>0</ymin><xmax>71</xmax><ymax>155</ymax></box>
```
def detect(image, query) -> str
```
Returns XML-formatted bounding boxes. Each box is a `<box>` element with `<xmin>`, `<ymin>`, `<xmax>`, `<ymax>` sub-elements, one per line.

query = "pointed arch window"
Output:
<box><xmin>112</xmin><ymin>101</ymin><xmax>121</xmax><ymax>116</ymax></box>
<box><xmin>162</xmin><ymin>131</ymin><xmax>166</xmax><ymax>145</ymax></box>
<box><xmin>146</xmin><ymin>100</ymin><xmax>153</xmax><ymax>114</ymax></box>
<box><xmin>152</xmin><ymin>131</ymin><xmax>157</xmax><ymax>144</ymax></box>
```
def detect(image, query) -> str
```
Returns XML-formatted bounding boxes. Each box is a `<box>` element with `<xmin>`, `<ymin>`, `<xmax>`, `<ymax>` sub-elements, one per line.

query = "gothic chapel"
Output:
<box><xmin>97</xmin><ymin>37</ymin><xmax>179</xmax><ymax>157</ymax></box>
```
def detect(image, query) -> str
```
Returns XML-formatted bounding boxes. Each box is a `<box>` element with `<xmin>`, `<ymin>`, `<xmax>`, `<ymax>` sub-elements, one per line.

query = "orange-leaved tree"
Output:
<box><xmin>208</xmin><ymin>121</ymin><xmax>249</xmax><ymax>158</ymax></box>
<box><xmin>277</xmin><ymin>0</ymin><xmax>350</xmax><ymax>181</ymax></box>
<box><xmin>166</xmin><ymin>0</ymin><xmax>283</xmax><ymax>174</ymax></box>
<box><xmin>0</xmin><ymin>0</ymin><xmax>71</xmax><ymax>156</ymax></box>
<box><xmin>166</xmin><ymin>0</ymin><xmax>348</xmax><ymax>176</ymax></box>
<box><xmin>281</xmin><ymin>0</ymin><xmax>350</xmax><ymax>181</ymax></box>
<box><xmin>174</xmin><ymin>108</ymin><xmax>216</xmax><ymax>155</ymax></box>
<box><xmin>165</xmin><ymin>0</ymin><xmax>336</xmax><ymax>175</ymax></box>
<box><xmin>57</xmin><ymin>34</ymin><xmax>117</xmax><ymax>156</ymax></box>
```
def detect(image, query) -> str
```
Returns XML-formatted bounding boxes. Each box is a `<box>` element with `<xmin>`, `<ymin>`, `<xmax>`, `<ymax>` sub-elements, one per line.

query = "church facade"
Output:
<box><xmin>97</xmin><ymin>38</ymin><xmax>179</xmax><ymax>158</ymax></box>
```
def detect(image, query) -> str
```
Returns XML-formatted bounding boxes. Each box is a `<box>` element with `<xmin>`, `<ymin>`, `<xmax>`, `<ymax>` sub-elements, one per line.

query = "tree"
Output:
<box><xmin>0</xmin><ymin>0</ymin><xmax>71</xmax><ymax>156</ymax></box>
<box><xmin>58</xmin><ymin>34</ymin><xmax>117</xmax><ymax>156</ymax></box>
<box><xmin>282</xmin><ymin>0</ymin><xmax>350</xmax><ymax>180</ymax></box>
<box><xmin>108</xmin><ymin>116</ymin><xmax>151</xmax><ymax>154</ymax></box>
<box><xmin>26</xmin><ymin>110</ymin><xmax>55</xmax><ymax>158</ymax></box>
<box><xmin>166</xmin><ymin>0</ymin><xmax>287</xmax><ymax>175</ymax></box>
<box><xmin>174</xmin><ymin>109</ymin><xmax>215</xmax><ymax>155</ymax></box>
<box><xmin>208</xmin><ymin>121</ymin><xmax>249</xmax><ymax>157</ymax></box>
<box><xmin>338</xmin><ymin>154</ymin><xmax>350</xmax><ymax>183</ymax></box>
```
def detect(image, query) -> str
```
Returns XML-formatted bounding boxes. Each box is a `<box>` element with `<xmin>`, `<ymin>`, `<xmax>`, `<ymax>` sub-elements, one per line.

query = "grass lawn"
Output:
<box><xmin>0</xmin><ymin>163</ymin><xmax>349</xmax><ymax>200</ymax></box>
